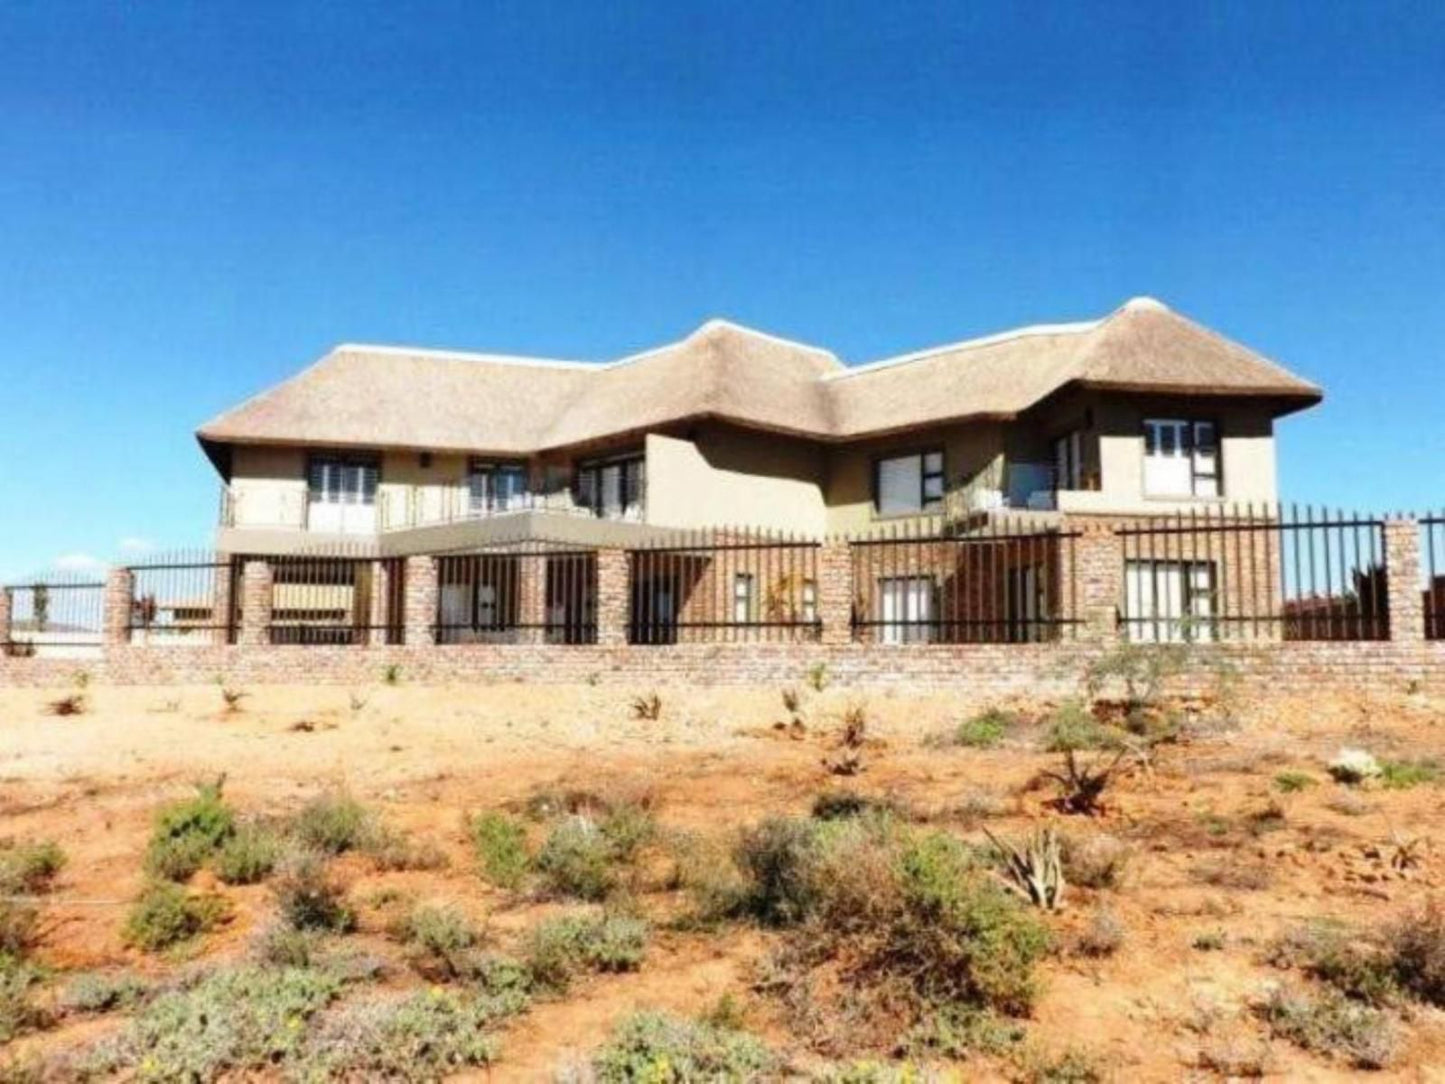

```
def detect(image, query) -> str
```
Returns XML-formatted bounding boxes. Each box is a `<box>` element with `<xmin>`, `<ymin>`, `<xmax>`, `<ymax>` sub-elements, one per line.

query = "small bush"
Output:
<box><xmin>75</xmin><ymin>965</ymin><xmax>344</xmax><ymax>1079</ymax></box>
<box><xmin>1266</xmin><ymin>920</ymin><xmax>1396</xmax><ymax>1005</ymax></box>
<box><xmin>1059</xmin><ymin>832</ymin><xmax>1130</xmax><ymax>890</ymax></box>
<box><xmin>1327</xmin><ymin>748</ymin><xmax>1381</xmax><ymax>786</ymax></box>
<box><xmin>1385</xmin><ymin>901</ymin><xmax>1445</xmax><ymax>1006</ymax></box>
<box><xmin>1259</xmin><ymin>986</ymin><xmax>1399</xmax><ymax>1069</ymax></box>
<box><xmin>1075</xmin><ymin>908</ymin><xmax>1124</xmax><ymax>958</ymax></box>
<box><xmin>391</xmin><ymin>904</ymin><xmax>478</xmax><ymax>979</ymax></box>
<box><xmin>272</xmin><ymin>851</ymin><xmax>355</xmax><ymax>932</ymax></box>
<box><xmin>253</xmin><ymin>924</ymin><xmax>325</xmax><ymax>968</ymax></box>
<box><xmin>144</xmin><ymin>778</ymin><xmax>235</xmax><ymax>881</ymax></box>
<box><xmin>943</xmin><ymin>708</ymin><xmax>1016</xmax><ymax>749</ymax></box>
<box><xmin>811</xmin><ymin>790</ymin><xmax>902</xmax><ymax>822</ymax></box>
<box><xmin>733</xmin><ymin>817</ymin><xmax>822</xmax><ymax>926</ymax></box>
<box><xmin>213</xmin><ymin>823</ymin><xmax>282</xmax><ymax>885</ymax></box>
<box><xmin>220</xmin><ymin>686</ymin><xmax>247</xmax><ymax>712</ymax></box>
<box><xmin>365</xmin><ymin>825</ymin><xmax>449</xmax><ymax>872</ymax></box>
<box><xmin>1273</xmin><ymin>770</ymin><xmax>1317</xmax><ymax>793</ymax></box>
<box><xmin>670</xmin><ymin>831</ymin><xmax>750</xmax><ymax>923</ymax></box>
<box><xmin>1024</xmin><ymin>1046</ymin><xmax>1108</xmax><ymax>1083</ymax></box>
<box><xmin>1379</xmin><ymin>757</ymin><xmax>1442</xmax><ymax>790</ymax></box>
<box><xmin>61</xmin><ymin>971</ymin><xmax>148</xmax><ymax>1014</ymax></box>
<box><xmin>0</xmin><ymin>840</ymin><xmax>65</xmax><ymax>896</ymax></box>
<box><xmin>300</xmin><ymin>988</ymin><xmax>522</xmax><ymax>1080</ymax></box>
<box><xmin>630</xmin><ymin>692</ymin><xmax>662</xmax><ymax>721</ymax></box>
<box><xmin>806</xmin><ymin>661</ymin><xmax>830</xmax><ymax>692</ymax></box>
<box><xmin>598</xmin><ymin>801</ymin><xmax>657</xmax><ymax>862</ymax></box>
<box><xmin>291</xmin><ymin>790</ymin><xmax>374</xmax><ymax>855</ymax></box>
<box><xmin>1042</xmin><ymin>701</ymin><xmax>1123</xmax><ymax>753</ymax></box>
<box><xmin>0</xmin><ymin>959</ymin><xmax>47</xmax><ymax>1043</ymax></box>
<box><xmin>45</xmin><ymin>693</ymin><xmax>86</xmax><ymax>716</ymax></box>
<box><xmin>525</xmin><ymin>912</ymin><xmax>648</xmax><ymax>993</ymax></box>
<box><xmin>535</xmin><ymin>817</ymin><xmax>618</xmax><ymax>901</ymax></box>
<box><xmin>122</xmin><ymin>882</ymin><xmax>229</xmax><ymax>953</ymax></box>
<box><xmin>588</xmin><ymin>1011</ymin><xmax>776</xmax><ymax>1083</ymax></box>
<box><xmin>0</xmin><ymin>903</ymin><xmax>38</xmax><ymax>959</ymax></box>
<box><xmin>470</xmin><ymin>811</ymin><xmax>530</xmax><ymax>889</ymax></box>
<box><xmin>1193</xmin><ymin>929</ymin><xmax>1226</xmax><ymax>951</ymax></box>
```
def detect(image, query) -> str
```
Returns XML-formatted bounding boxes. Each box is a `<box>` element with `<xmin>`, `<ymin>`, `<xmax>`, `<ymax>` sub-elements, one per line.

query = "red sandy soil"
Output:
<box><xmin>0</xmin><ymin>681</ymin><xmax>1442</xmax><ymax>1080</ymax></box>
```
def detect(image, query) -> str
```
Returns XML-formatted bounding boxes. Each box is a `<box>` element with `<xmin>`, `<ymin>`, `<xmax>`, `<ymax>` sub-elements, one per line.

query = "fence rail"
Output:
<box><xmin>127</xmin><ymin>552</ymin><xmax>242</xmax><ymax>646</ymax></box>
<box><xmin>1425</xmin><ymin>515</ymin><xmax>1444</xmax><ymax>641</ymax></box>
<box><xmin>628</xmin><ymin>529</ymin><xmax>821</xmax><ymax>644</ymax></box>
<box><xmin>2</xmin><ymin>574</ymin><xmax>106</xmax><ymax>656</ymax></box>
<box><xmin>1117</xmin><ymin>505</ymin><xmax>1388</xmax><ymax>643</ymax></box>
<box><xmin>849</xmin><ymin>516</ymin><xmax>1078</xmax><ymax>644</ymax></box>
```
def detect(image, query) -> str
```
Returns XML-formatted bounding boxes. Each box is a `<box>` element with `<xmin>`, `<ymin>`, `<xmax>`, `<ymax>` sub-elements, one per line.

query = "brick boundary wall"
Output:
<box><xmin>2</xmin><ymin>516</ymin><xmax>1440</xmax><ymax>695</ymax></box>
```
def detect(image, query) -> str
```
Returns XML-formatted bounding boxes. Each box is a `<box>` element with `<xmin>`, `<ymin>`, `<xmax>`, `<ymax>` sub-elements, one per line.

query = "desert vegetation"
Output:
<box><xmin>0</xmin><ymin>658</ymin><xmax>1441</xmax><ymax>1080</ymax></box>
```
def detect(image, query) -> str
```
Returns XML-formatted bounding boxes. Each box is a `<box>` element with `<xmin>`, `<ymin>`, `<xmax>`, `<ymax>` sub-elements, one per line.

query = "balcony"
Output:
<box><xmin>218</xmin><ymin>483</ymin><xmax>646</xmax><ymax>536</ymax></box>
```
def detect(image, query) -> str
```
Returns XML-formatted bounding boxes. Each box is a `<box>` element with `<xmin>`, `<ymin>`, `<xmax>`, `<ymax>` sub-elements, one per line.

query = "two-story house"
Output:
<box><xmin>197</xmin><ymin>297</ymin><xmax>1320</xmax><ymax>643</ymax></box>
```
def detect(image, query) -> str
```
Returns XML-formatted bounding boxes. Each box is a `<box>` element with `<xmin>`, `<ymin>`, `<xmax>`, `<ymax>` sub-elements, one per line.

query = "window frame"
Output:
<box><xmin>733</xmin><ymin>572</ymin><xmax>756</xmax><ymax>624</ymax></box>
<box><xmin>305</xmin><ymin>451</ymin><xmax>380</xmax><ymax>507</ymax></box>
<box><xmin>575</xmin><ymin>451</ymin><xmax>646</xmax><ymax>519</ymax></box>
<box><xmin>1142</xmin><ymin>418</ymin><xmax>1223</xmax><ymax>498</ymax></box>
<box><xmin>467</xmin><ymin>458</ymin><xmax>531</xmax><ymax>513</ymax></box>
<box><xmin>871</xmin><ymin>447</ymin><xmax>945</xmax><ymax>517</ymax></box>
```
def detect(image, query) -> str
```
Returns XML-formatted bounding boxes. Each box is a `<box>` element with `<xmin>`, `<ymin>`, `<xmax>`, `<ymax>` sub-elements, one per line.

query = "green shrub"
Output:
<box><xmin>299</xmin><ymin>988</ymin><xmax>523</xmax><ymax>1080</ymax></box>
<box><xmin>1259</xmin><ymin>986</ymin><xmax>1399</xmax><ymax>1069</ymax></box>
<box><xmin>670</xmin><ymin>831</ymin><xmax>750</xmax><ymax>923</ymax></box>
<box><xmin>291</xmin><ymin>791</ymin><xmax>374</xmax><ymax>855</ymax></box>
<box><xmin>0</xmin><ymin>959</ymin><xmax>46</xmax><ymax>1043</ymax></box>
<box><xmin>1273</xmin><ymin>770</ymin><xmax>1318</xmax><ymax>793</ymax></box>
<box><xmin>61</xmin><ymin>971</ymin><xmax>148</xmax><ymax>1014</ymax></box>
<box><xmin>1386</xmin><ymin>901</ymin><xmax>1445</xmax><ymax>1007</ymax></box>
<box><xmin>75</xmin><ymin>965</ymin><xmax>344</xmax><ymax>1079</ymax></box>
<box><xmin>536</xmin><ymin>817</ymin><xmax>619</xmax><ymax>901</ymax></box>
<box><xmin>732</xmin><ymin>817</ymin><xmax>822</xmax><ymax>926</ymax></box>
<box><xmin>1024</xmin><ymin>1046</ymin><xmax>1108</xmax><ymax>1083</ymax></box>
<box><xmin>940</xmin><ymin>708</ymin><xmax>1016</xmax><ymax>749</ymax></box>
<box><xmin>470</xmin><ymin>811</ymin><xmax>530</xmax><ymax>889</ymax></box>
<box><xmin>272</xmin><ymin>851</ymin><xmax>355</xmax><ymax>933</ymax></box>
<box><xmin>0</xmin><ymin>841</ymin><xmax>65</xmax><ymax>896</ymax></box>
<box><xmin>254</xmin><ymin>924</ymin><xmax>325</xmax><ymax>968</ymax></box>
<box><xmin>1267</xmin><ymin>920</ymin><xmax>1397</xmax><ymax>1006</ymax></box>
<box><xmin>122</xmin><ymin>882</ymin><xmax>229</xmax><ymax>953</ymax></box>
<box><xmin>589</xmin><ymin>1011</ymin><xmax>775</xmax><ymax>1083</ymax></box>
<box><xmin>391</xmin><ymin>904</ymin><xmax>478</xmax><ymax>979</ymax></box>
<box><xmin>810</xmin><ymin>790</ymin><xmax>902</xmax><ymax>822</ymax></box>
<box><xmin>364</xmin><ymin>825</ymin><xmax>448</xmax><ymax>872</ymax></box>
<box><xmin>213</xmin><ymin>823</ymin><xmax>282</xmax><ymax>885</ymax></box>
<box><xmin>144</xmin><ymin>779</ymin><xmax>235</xmax><ymax>882</ymax></box>
<box><xmin>525</xmin><ymin>912</ymin><xmax>648</xmax><ymax>993</ymax></box>
<box><xmin>0</xmin><ymin>903</ymin><xmax>38</xmax><ymax>960</ymax></box>
<box><xmin>598</xmin><ymin>802</ymin><xmax>657</xmax><ymax>862</ymax></box>
<box><xmin>1042</xmin><ymin>701</ymin><xmax>1123</xmax><ymax>753</ymax></box>
<box><xmin>1379</xmin><ymin>758</ymin><xmax>1442</xmax><ymax>790</ymax></box>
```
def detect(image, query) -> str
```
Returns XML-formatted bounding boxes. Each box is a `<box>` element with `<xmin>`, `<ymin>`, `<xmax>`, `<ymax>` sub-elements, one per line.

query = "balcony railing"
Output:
<box><xmin>219</xmin><ymin>484</ymin><xmax>646</xmax><ymax>534</ymax></box>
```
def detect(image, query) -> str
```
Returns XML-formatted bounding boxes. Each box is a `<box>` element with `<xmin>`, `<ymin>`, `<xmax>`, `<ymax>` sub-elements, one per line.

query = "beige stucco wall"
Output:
<box><xmin>823</xmin><ymin>422</ymin><xmax>1005</xmax><ymax>534</ymax></box>
<box><xmin>377</xmin><ymin>451</ymin><xmax>471</xmax><ymax>529</ymax></box>
<box><xmin>644</xmin><ymin>426</ymin><xmax>828</xmax><ymax>534</ymax></box>
<box><xmin>228</xmin><ymin>446</ymin><xmax>308</xmax><ymax>528</ymax></box>
<box><xmin>1057</xmin><ymin>396</ymin><xmax>1278</xmax><ymax>516</ymax></box>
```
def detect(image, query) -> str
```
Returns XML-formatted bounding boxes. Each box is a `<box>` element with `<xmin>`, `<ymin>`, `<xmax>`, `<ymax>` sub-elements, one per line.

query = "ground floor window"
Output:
<box><xmin>878</xmin><ymin>575</ymin><xmax>937</xmax><ymax>644</ymax></box>
<box><xmin>1124</xmin><ymin>559</ymin><xmax>1216</xmax><ymax>642</ymax></box>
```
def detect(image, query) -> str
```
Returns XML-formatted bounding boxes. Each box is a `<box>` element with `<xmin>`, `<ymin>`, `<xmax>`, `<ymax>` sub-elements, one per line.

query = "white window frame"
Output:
<box><xmin>1124</xmin><ymin>559</ymin><xmax>1216</xmax><ymax>643</ymax></box>
<box><xmin>733</xmin><ymin>573</ymin><xmax>756</xmax><ymax>624</ymax></box>
<box><xmin>468</xmin><ymin>460</ymin><xmax>530</xmax><ymax>513</ymax></box>
<box><xmin>878</xmin><ymin>575</ymin><xmax>937</xmax><ymax>645</ymax></box>
<box><xmin>1143</xmin><ymin>419</ymin><xmax>1221</xmax><ymax>498</ymax></box>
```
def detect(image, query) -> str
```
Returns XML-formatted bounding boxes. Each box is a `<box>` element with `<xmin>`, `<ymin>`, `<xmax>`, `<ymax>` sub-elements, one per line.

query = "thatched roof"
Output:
<box><xmin>198</xmin><ymin>298</ymin><xmax>1320</xmax><ymax>468</ymax></box>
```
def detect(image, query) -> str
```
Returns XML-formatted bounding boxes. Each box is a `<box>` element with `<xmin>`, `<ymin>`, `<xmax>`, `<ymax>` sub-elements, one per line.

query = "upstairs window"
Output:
<box><xmin>1052</xmin><ymin>430</ymin><xmax>1084</xmax><ymax>491</ymax></box>
<box><xmin>874</xmin><ymin>450</ymin><xmax>944</xmax><ymax>516</ymax></box>
<box><xmin>1143</xmin><ymin>420</ymin><xmax>1219</xmax><ymax>498</ymax></box>
<box><xmin>306</xmin><ymin>454</ymin><xmax>378</xmax><ymax>506</ymax></box>
<box><xmin>468</xmin><ymin>460</ymin><xmax>530</xmax><ymax>512</ymax></box>
<box><xmin>575</xmin><ymin>454</ymin><xmax>645</xmax><ymax>520</ymax></box>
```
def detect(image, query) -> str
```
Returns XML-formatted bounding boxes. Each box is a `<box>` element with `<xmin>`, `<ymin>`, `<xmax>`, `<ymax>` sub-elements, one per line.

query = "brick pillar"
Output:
<box><xmin>1385</xmin><ymin>517</ymin><xmax>1425</xmax><ymax>644</ymax></box>
<box><xmin>238</xmin><ymin>560</ymin><xmax>273</xmax><ymax>647</ymax></box>
<box><xmin>404</xmin><ymin>555</ymin><xmax>437</xmax><ymax>647</ymax></box>
<box><xmin>103</xmin><ymin>567</ymin><xmax>134</xmax><ymax>647</ymax></box>
<box><xmin>0</xmin><ymin>586</ymin><xmax>12</xmax><ymax>649</ymax></box>
<box><xmin>212</xmin><ymin>558</ymin><xmax>236</xmax><ymax>646</ymax></box>
<box><xmin>595</xmin><ymin>548</ymin><xmax>629</xmax><ymax>646</ymax></box>
<box><xmin>818</xmin><ymin>539</ymin><xmax>853</xmax><ymax>646</ymax></box>
<box><xmin>1068</xmin><ymin>521</ymin><xmax>1122</xmax><ymax>644</ymax></box>
<box><xmin>517</xmin><ymin>553</ymin><xmax>547</xmax><ymax>645</ymax></box>
<box><xmin>367</xmin><ymin>560</ymin><xmax>392</xmax><ymax>647</ymax></box>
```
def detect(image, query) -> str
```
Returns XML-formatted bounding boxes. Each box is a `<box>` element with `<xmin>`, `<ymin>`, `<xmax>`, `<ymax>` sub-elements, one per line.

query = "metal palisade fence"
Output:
<box><xmin>127</xmin><ymin>550</ymin><xmax>243</xmax><ymax>646</ymax></box>
<box><xmin>1116</xmin><ymin>504</ymin><xmax>1388</xmax><ymax>643</ymax></box>
<box><xmin>627</xmin><ymin>527</ymin><xmax>821</xmax><ymax>644</ymax></box>
<box><xmin>435</xmin><ymin>541</ymin><xmax>597</xmax><ymax>645</ymax></box>
<box><xmin>1425</xmin><ymin>513</ymin><xmax>1444</xmax><ymax>641</ymax></box>
<box><xmin>2</xmin><ymin>571</ymin><xmax>105</xmax><ymax>657</ymax></box>
<box><xmin>848</xmin><ymin>514</ymin><xmax>1078</xmax><ymax>644</ymax></box>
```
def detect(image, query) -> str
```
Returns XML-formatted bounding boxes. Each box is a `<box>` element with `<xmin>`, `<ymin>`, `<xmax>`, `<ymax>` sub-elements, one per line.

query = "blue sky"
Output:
<box><xmin>1</xmin><ymin>1</ymin><xmax>1442</xmax><ymax>579</ymax></box>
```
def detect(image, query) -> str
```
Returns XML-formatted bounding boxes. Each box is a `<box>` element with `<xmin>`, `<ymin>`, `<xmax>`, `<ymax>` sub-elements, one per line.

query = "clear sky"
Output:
<box><xmin>1</xmin><ymin>1</ymin><xmax>1442</xmax><ymax>579</ymax></box>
